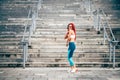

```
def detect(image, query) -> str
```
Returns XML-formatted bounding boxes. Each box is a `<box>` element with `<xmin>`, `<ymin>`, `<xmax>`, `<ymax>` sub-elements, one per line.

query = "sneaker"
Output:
<box><xmin>67</xmin><ymin>69</ymin><xmax>72</xmax><ymax>73</ymax></box>
<box><xmin>71</xmin><ymin>68</ymin><xmax>78</xmax><ymax>73</ymax></box>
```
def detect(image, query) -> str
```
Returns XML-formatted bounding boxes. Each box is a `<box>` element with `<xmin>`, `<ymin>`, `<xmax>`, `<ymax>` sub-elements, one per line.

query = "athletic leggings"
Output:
<box><xmin>68</xmin><ymin>42</ymin><xmax>76</xmax><ymax>66</ymax></box>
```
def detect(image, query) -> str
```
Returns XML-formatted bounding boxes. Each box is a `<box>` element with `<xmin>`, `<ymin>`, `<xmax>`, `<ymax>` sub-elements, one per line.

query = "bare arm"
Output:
<box><xmin>64</xmin><ymin>32</ymin><xmax>68</xmax><ymax>39</ymax></box>
<box><xmin>64</xmin><ymin>30</ymin><xmax>72</xmax><ymax>46</ymax></box>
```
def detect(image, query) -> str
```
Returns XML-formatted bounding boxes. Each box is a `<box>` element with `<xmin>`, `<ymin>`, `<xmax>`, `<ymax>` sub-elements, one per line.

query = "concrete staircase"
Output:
<box><xmin>0</xmin><ymin>0</ymin><xmax>120</xmax><ymax>67</ymax></box>
<box><xmin>0</xmin><ymin>0</ymin><xmax>38</xmax><ymax>67</ymax></box>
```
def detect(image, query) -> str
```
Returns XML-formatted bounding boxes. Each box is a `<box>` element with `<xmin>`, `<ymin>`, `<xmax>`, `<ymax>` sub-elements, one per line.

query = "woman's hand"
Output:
<box><xmin>66</xmin><ymin>43</ymin><xmax>68</xmax><ymax>46</ymax></box>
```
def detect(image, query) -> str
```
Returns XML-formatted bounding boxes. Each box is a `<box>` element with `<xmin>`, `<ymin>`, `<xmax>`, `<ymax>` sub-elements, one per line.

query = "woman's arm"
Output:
<box><xmin>64</xmin><ymin>31</ymin><xmax>68</xmax><ymax>46</ymax></box>
<box><xmin>64</xmin><ymin>32</ymin><xmax>68</xmax><ymax>39</ymax></box>
<box><xmin>65</xmin><ymin>31</ymin><xmax>72</xmax><ymax>46</ymax></box>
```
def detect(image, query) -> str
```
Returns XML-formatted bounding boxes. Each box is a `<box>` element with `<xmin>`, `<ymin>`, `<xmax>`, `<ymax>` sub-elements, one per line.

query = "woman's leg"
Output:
<box><xmin>68</xmin><ymin>42</ymin><xmax>78</xmax><ymax>72</ymax></box>
<box><xmin>68</xmin><ymin>49</ymin><xmax>78</xmax><ymax>72</ymax></box>
<box><xmin>68</xmin><ymin>49</ymin><xmax>75</xmax><ymax>66</ymax></box>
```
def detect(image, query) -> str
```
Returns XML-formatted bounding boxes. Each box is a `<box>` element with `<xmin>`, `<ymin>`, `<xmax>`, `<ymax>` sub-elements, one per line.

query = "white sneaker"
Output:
<box><xmin>67</xmin><ymin>69</ymin><xmax>72</xmax><ymax>73</ymax></box>
<box><xmin>70</xmin><ymin>69</ymin><xmax>76</xmax><ymax>73</ymax></box>
<box><xmin>70</xmin><ymin>68</ymin><xmax>78</xmax><ymax>73</ymax></box>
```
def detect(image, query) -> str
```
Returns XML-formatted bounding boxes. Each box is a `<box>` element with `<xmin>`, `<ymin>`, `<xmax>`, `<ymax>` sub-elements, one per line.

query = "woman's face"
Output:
<box><xmin>68</xmin><ymin>24</ymin><xmax>72</xmax><ymax>31</ymax></box>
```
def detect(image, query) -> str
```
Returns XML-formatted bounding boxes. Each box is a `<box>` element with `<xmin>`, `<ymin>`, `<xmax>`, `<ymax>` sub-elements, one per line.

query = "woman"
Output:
<box><xmin>64</xmin><ymin>23</ymin><xmax>78</xmax><ymax>72</ymax></box>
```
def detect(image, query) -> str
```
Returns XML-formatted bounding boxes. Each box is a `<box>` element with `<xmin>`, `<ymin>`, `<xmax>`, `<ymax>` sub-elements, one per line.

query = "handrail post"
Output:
<box><xmin>103</xmin><ymin>25</ymin><xmax>106</xmax><ymax>44</ymax></box>
<box><xmin>111</xmin><ymin>40</ymin><xmax>119</xmax><ymax>69</ymax></box>
<box><xmin>21</xmin><ymin>41</ymin><xmax>28</xmax><ymax>69</ymax></box>
<box><xmin>109</xmin><ymin>41</ymin><xmax>112</xmax><ymax>62</ymax></box>
<box><xmin>93</xmin><ymin>10</ymin><xmax>97</xmax><ymax>30</ymax></box>
<box><xmin>33</xmin><ymin>12</ymin><xmax>36</xmax><ymax>33</ymax></box>
<box><xmin>97</xmin><ymin>9</ymin><xmax>101</xmax><ymax>31</ymax></box>
<box><xmin>37</xmin><ymin>0</ymin><xmax>42</xmax><ymax>17</ymax></box>
<box><xmin>93</xmin><ymin>9</ymin><xmax>101</xmax><ymax>31</ymax></box>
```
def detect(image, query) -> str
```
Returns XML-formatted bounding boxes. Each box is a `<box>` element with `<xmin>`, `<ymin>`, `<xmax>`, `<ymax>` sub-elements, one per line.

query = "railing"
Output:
<box><xmin>21</xmin><ymin>0</ymin><xmax>42</xmax><ymax>69</ymax></box>
<box><xmin>89</xmin><ymin>1</ymin><xmax>119</xmax><ymax>68</ymax></box>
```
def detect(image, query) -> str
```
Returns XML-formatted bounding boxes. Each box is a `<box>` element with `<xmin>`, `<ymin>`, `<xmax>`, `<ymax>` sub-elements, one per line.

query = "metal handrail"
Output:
<box><xmin>100</xmin><ymin>21</ymin><xmax>110</xmax><ymax>42</ymax></box>
<box><xmin>21</xmin><ymin>8</ymin><xmax>32</xmax><ymax>69</ymax></box>
<box><xmin>91</xmin><ymin>1</ymin><xmax>116</xmax><ymax>42</ymax></box>
<box><xmin>90</xmin><ymin>1</ymin><xmax>118</xmax><ymax>68</ymax></box>
<box><xmin>28</xmin><ymin>0</ymin><xmax>42</xmax><ymax>46</ymax></box>
<box><xmin>101</xmin><ymin>9</ymin><xmax>116</xmax><ymax>41</ymax></box>
<box><xmin>21</xmin><ymin>0</ymin><xmax>42</xmax><ymax>68</ymax></box>
<box><xmin>22</xmin><ymin>9</ymin><xmax>31</xmax><ymax>42</ymax></box>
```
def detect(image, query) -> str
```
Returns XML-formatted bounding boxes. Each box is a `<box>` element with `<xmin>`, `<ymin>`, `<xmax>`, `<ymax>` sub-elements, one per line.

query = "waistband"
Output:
<box><xmin>69</xmin><ymin>42</ymin><xmax>75</xmax><ymax>43</ymax></box>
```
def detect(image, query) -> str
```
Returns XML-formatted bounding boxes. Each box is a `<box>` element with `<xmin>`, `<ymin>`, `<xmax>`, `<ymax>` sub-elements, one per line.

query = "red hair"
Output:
<box><xmin>67</xmin><ymin>23</ymin><xmax>76</xmax><ymax>41</ymax></box>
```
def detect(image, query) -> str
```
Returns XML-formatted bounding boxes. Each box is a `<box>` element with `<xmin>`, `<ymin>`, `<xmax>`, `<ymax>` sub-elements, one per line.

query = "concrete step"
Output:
<box><xmin>0</xmin><ymin>34</ymin><xmax>103</xmax><ymax>39</ymax></box>
<box><xmin>28</xmin><ymin>53</ymin><xmax>112</xmax><ymax>58</ymax></box>
<box><xmin>28</xmin><ymin>58</ymin><xmax>112</xmax><ymax>62</ymax></box>
<box><xmin>0</xmin><ymin>38</ymin><xmax>21</xmax><ymax>41</ymax></box>
<box><xmin>30</xmin><ymin>44</ymin><xmax>109</xmax><ymax>48</ymax></box>
<box><xmin>42</xmin><ymin>0</ymin><xmax>82</xmax><ymax>5</ymax></box>
<box><xmin>1</xmin><ymin>52</ymin><xmax>120</xmax><ymax>61</ymax></box>
<box><xmin>0</xmin><ymin>45</ymin><xmax>109</xmax><ymax>50</ymax></box>
<box><xmin>36</xmin><ymin>24</ymin><xmax>94</xmax><ymax>29</ymax></box>
<box><xmin>1</xmin><ymin>61</ymin><xmax>120</xmax><ymax>67</ymax></box>
<box><xmin>0</xmin><ymin>38</ymin><xmax>107</xmax><ymax>45</ymax></box>
<box><xmin>35</xmin><ymin>27</ymin><xmax>95</xmax><ymax>31</ymax></box>
<box><xmin>34</xmin><ymin>32</ymin><xmax>98</xmax><ymax>35</ymax></box>
<box><xmin>0</xmin><ymin>42</ymin><xmax>19</xmax><ymax>45</ymax></box>
<box><xmin>24</xmin><ymin>34</ymin><xmax>103</xmax><ymax>38</ymax></box>
<box><xmin>30</xmin><ymin>41</ymin><xmax>107</xmax><ymax>45</ymax></box>
<box><xmin>0</xmin><ymin>49</ymin><xmax>22</xmax><ymax>53</ymax></box>
<box><xmin>36</xmin><ymin>27</ymin><xmax>94</xmax><ymax>31</ymax></box>
<box><xmin>29</xmin><ymin>56</ymin><xmax>120</xmax><ymax>60</ymax></box>
<box><xmin>0</xmin><ymin>58</ymin><xmax>22</xmax><ymax>62</ymax></box>
<box><xmin>30</xmin><ymin>38</ymin><xmax>107</xmax><ymax>44</ymax></box>
<box><xmin>0</xmin><ymin>45</ymin><xmax>20</xmax><ymax>49</ymax></box>
<box><xmin>0</xmin><ymin>25</ymin><xmax>24</xmax><ymax>32</ymax></box>
<box><xmin>0</xmin><ymin>49</ymin><xmax>119</xmax><ymax>55</ymax></box>
<box><xmin>28</xmin><ymin>48</ymin><xmax>110</xmax><ymax>53</ymax></box>
<box><xmin>27</xmin><ymin>62</ymin><xmax>120</xmax><ymax>67</ymax></box>
<box><xmin>29</xmin><ymin>51</ymin><xmax>110</xmax><ymax>55</ymax></box>
<box><xmin>0</xmin><ymin>52</ymin><xmax>22</xmax><ymax>55</ymax></box>
<box><xmin>28</xmin><ymin>48</ymin><xmax>120</xmax><ymax>53</ymax></box>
